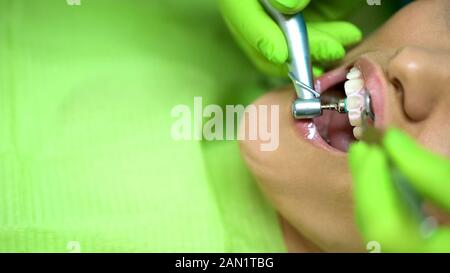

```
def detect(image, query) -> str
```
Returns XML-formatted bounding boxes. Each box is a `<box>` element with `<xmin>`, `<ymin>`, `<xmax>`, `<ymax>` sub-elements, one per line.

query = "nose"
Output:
<box><xmin>387</xmin><ymin>46</ymin><xmax>450</xmax><ymax>121</ymax></box>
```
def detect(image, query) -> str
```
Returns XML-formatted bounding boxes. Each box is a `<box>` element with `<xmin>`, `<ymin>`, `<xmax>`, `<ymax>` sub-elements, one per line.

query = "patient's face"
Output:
<box><xmin>239</xmin><ymin>0</ymin><xmax>450</xmax><ymax>251</ymax></box>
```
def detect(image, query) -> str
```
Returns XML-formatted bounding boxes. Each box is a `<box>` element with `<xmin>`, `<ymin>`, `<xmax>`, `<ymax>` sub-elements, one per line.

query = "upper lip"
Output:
<box><xmin>354</xmin><ymin>56</ymin><xmax>388</xmax><ymax>128</ymax></box>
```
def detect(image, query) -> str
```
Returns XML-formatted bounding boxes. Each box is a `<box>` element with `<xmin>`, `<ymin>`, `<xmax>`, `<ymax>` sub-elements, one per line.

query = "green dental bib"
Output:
<box><xmin>0</xmin><ymin>0</ymin><xmax>285</xmax><ymax>252</ymax></box>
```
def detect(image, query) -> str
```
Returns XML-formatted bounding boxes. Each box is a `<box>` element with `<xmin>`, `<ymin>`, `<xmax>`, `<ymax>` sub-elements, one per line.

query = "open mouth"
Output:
<box><xmin>295</xmin><ymin>64</ymin><xmax>375</xmax><ymax>153</ymax></box>
<box><xmin>314</xmin><ymin>67</ymin><xmax>354</xmax><ymax>152</ymax></box>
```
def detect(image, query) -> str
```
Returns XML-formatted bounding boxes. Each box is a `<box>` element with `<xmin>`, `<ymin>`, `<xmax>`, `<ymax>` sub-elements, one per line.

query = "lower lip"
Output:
<box><xmin>294</xmin><ymin>120</ymin><xmax>345</xmax><ymax>154</ymax></box>
<box><xmin>293</xmin><ymin>67</ymin><xmax>350</xmax><ymax>155</ymax></box>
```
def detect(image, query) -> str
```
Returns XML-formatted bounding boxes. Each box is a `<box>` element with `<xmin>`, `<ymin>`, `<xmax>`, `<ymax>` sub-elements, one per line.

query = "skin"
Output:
<box><xmin>239</xmin><ymin>0</ymin><xmax>450</xmax><ymax>252</ymax></box>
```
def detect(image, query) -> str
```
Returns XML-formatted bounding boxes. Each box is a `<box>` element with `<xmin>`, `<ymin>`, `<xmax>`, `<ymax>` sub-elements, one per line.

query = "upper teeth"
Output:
<box><xmin>344</xmin><ymin>67</ymin><xmax>366</xmax><ymax>140</ymax></box>
<box><xmin>346</xmin><ymin>67</ymin><xmax>362</xmax><ymax>80</ymax></box>
<box><xmin>344</xmin><ymin>79</ymin><xmax>364</xmax><ymax>96</ymax></box>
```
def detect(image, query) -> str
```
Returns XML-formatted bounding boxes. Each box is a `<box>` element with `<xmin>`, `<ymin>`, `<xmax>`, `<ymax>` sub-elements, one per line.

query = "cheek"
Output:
<box><xmin>383</xmin><ymin>95</ymin><xmax>450</xmax><ymax>158</ymax></box>
<box><xmin>416</xmin><ymin>115</ymin><xmax>450</xmax><ymax>157</ymax></box>
<box><xmin>238</xmin><ymin>89</ymin><xmax>349</xmax><ymax>199</ymax></box>
<box><xmin>238</xmin><ymin>90</ymin><xmax>315</xmax><ymax>196</ymax></box>
<box><xmin>237</xmin><ymin>90</ymin><xmax>292</xmax><ymax>181</ymax></box>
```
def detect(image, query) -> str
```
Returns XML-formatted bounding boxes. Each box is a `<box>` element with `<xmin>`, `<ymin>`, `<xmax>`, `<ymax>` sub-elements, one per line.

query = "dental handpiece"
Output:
<box><xmin>260</xmin><ymin>0</ymin><xmax>349</xmax><ymax>119</ymax></box>
<box><xmin>259</xmin><ymin>0</ymin><xmax>322</xmax><ymax>119</ymax></box>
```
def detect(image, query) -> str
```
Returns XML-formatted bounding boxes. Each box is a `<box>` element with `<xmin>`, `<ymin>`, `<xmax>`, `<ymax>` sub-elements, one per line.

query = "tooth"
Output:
<box><xmin>347</xmin><ymin>94</ymin><xmax>363</xmax><ymax>110</ymax></box>
<box><xmin>344</xmin><ymin>68</ymin><xmax>367</xmax><ymax>131</ymax></box>
<box><xmin>353</xmin><ymin>126</ymin><xmax>363</xmax><ymax>140</ymax></box>
<box><xmin>350</xmin><ymin>67</ymin><xmax>359</xmax><ymax>73</ymax></box>
<box><xmin>344</xmin><ymin>79</ymin><xmax>364</xmax><ymax>96</ymax></box>
<box><xmin>348</xmin><ymin>110</ymin><xmax>362</xmax><ymax>126</ymax></box>
<box><xmin>346</xmin><ymin>68</ymin><xmax>362</xmax><ymax>80</ymax></box>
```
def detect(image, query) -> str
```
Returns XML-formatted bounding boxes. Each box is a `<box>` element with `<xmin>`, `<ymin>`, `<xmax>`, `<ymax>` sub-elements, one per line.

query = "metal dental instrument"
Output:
<box><xmin>321</xmin><ymin>100</ymin><xmax>347</xmax><ymax>113</ymax></box>
<box><xmin>259</xmin><ymin>0</ymin><xmax>320</xmax><ymax>119</ymax></box>
<box><xmin>260</xmin><ymin>0</ymin><xmax>347</xmax><ymax>119</ymax></box>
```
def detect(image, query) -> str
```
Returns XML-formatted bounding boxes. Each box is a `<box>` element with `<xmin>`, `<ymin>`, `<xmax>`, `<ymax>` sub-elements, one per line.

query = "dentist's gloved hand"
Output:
<box><xmin>220</xmin><ymin>0</ymin><xmax>363</xmax><ymax>77</ymax></box>
<box><xmin>349</xmin><ymin>129</ymin><xmax>450</xmax><ymax>252</ymax></box>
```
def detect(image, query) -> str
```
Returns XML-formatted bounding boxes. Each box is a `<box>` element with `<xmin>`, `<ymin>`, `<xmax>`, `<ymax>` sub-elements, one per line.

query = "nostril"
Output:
<box><xmin>391</xmin><ymin>78</ymin><xmax>404</xmax><ymax>102</ymax></box>
<box><xmin>390</xmin><ymin>77</ymin><xmax>413</xmax><ymax>121</ymax></box>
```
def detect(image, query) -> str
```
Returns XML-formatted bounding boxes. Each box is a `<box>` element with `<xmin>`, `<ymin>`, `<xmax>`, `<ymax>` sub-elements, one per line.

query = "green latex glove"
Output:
<box><xmin>349</xmin><ymin>129</ymin><xmax>450</xmax><ymax>252</ymax></box>
<box><xmin>220</xmin><ymin>0</ymin><xmax>363</xmax><ymax>77</ymax></box>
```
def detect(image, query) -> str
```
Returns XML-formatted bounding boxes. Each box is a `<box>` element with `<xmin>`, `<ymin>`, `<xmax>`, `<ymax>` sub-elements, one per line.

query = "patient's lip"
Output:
<box><xmin>314</xmin><ymin>66</ymin><xmax>349</xmax><ymax>94</ymax></box>
<box><xmin>293</xmin><ymin>67</ymin><xmax>349</xmax><ymax>155</ymax></box>
<box><xmin>294</xmin><ymin>119</ymin><xmax>342</xmax><ymax>154</ymax></box>
<box><xmin>354</xmin><ymin>56</ymin><xmax>387</xmax><ymax>128</ymax></box>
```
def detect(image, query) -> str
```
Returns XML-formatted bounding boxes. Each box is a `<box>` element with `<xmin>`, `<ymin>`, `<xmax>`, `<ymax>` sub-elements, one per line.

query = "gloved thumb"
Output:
<box><xmin>269</xmin><ymin>0</ymin><xmax>311</xmax><ymax>14</ymax></box>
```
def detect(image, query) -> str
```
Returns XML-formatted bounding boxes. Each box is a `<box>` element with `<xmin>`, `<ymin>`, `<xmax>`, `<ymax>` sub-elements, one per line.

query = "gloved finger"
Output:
<box><xmin>220</xmin><ymin>0</ymin><xmax>288</xmax><ymax>64</ymax></box>
<box><xmin>383</xmin><ymin>129</ymin><xmax>450</xmax><ymax>211</ymax></box>
<box><xmin>222</xmin><ymin>11</ymin><xmax>288</xmax><ymax>76</ymax></box>
<box><xmin>269</xmin><ymin>0</ymin><xmax>311</xmax><ymax>14</ymax></box>
<box><xmin>306</xmin><ymin>25</ymin><xmax>345</xmax><ymax>62</ymax></box>
<box><xmin>312</xmin><ymin>66</ymin><xmax>324</xmax><ymax>77</ymax></box>
<box><xmin>349</xmin><ymin>142</ymin><xmax>424</xmax><ymax>252</ymax></box>
<box><xmin>243</xmin><ymin>37</ymin><xmax>324</xmax><ymax>77</ymax></box>
<box><xmin>227</xmin><ymin>17</ymin><xmax>324</xmax><ymax>78</ymax></box>
<box><xmin>310</xmin><ymin>21</ymin><xmax>362</xmax><ymax>47</ymax></box>
<box><xmin>242</xmin><ymin>40</ymin><xmax>323</xmax><ymax>77</ymax></box>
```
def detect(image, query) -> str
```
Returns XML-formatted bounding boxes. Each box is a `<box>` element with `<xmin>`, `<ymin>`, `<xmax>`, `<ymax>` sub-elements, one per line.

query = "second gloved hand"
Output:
<box><xmin>349</xmin><ymin>129</ymin><xmax>450</xmax><ymax>252</ymax></box>
<box><xmin>220</xmin><ymin>0</ymin><xmax>363</xmax><ymax>77</ymax></box>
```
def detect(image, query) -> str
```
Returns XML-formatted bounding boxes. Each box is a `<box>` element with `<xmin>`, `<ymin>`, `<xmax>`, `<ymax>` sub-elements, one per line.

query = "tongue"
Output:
<box><xmin>327</xmin><ymin>112</ymin><xmax>354</xmax><ymax>152</ymax></box>
<box><xmin>329</xmin><ymin>130</ymin><xmax>353</xmax><ymax>151</ymax></box>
